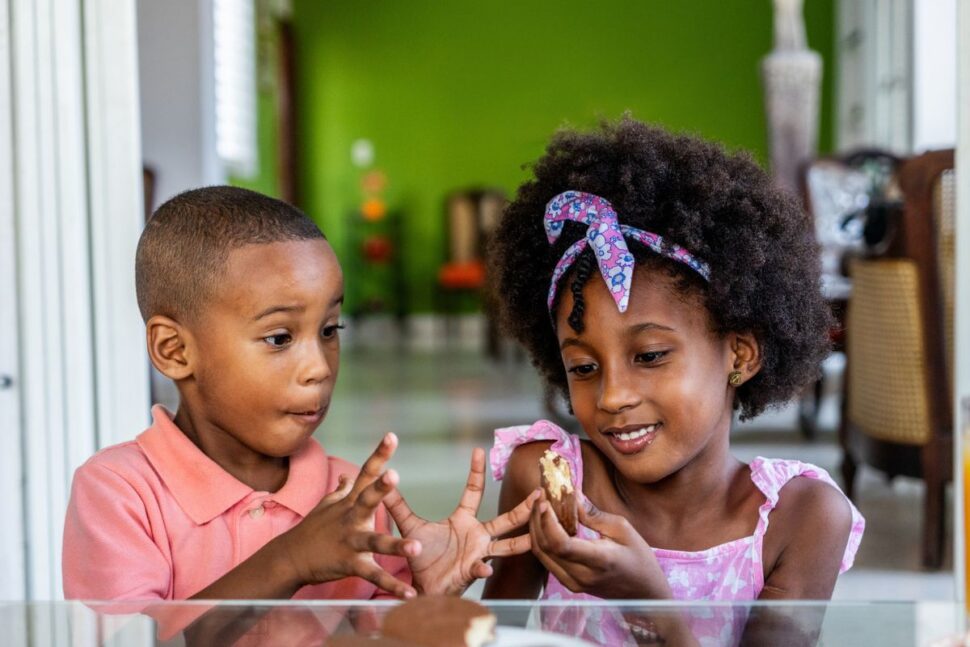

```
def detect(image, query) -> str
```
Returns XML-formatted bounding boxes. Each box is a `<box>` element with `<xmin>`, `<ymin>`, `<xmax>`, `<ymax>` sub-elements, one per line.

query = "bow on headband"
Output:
<box><xmin>544</xmin><ymin>191</ymin><xmax>710</xmax><ymax>314</ymax></box>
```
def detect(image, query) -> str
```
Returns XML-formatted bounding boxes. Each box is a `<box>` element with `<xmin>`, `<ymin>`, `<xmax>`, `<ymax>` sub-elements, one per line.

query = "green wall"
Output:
<box><xmin>287</xmin><ymin>0</ymin><xmax>835</xmax><ymax>313</ymax></box>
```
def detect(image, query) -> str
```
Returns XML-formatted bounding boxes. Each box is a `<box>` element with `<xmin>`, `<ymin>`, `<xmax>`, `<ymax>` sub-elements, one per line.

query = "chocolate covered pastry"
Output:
<box><xmin>539</xmin><ymin>449</ymin><xmax>578</xmax><ymax>536</ymax></box>
<box><xmin>381</xmin><ymin>596</ymin><xmax>496</xmax><ymax>647</ymax></box>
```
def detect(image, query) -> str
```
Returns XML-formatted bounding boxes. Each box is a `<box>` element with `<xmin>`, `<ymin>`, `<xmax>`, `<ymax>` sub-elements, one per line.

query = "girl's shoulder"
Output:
<box><xmin>753</xmin><ymin>457</ymin><xmax>864</xmax><ymax>577</ymax></box>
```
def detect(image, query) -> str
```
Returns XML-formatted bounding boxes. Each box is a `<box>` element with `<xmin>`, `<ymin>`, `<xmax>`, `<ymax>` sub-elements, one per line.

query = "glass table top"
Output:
<box><xmin>0</xmin><ymin>599</ymin><xmax>965</xmax><ymax>647</ymax></box>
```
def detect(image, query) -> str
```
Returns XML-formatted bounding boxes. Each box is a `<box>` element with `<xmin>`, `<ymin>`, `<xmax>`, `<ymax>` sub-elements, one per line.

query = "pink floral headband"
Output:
<box><xmin>545</xmin><ymin>191</ymin><xmax>711</xmax><ymax>314</ymax></box>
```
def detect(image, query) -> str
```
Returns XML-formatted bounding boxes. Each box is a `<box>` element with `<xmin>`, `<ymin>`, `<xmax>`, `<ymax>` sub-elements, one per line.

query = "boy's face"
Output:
<box><xmin>184</xmin><ymin>238</ymin><xmax>343</xmax><ymax>460</ymax></box>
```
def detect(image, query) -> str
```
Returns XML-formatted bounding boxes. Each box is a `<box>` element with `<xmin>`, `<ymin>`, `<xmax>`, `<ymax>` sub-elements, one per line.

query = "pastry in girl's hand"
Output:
<box><xmin>381</xmin><ymin>595</ymin><xmax>496</xmax><ymax>647</ymax></box>
<box><xmin>539</xmin><ymin>449</ymin><xmax>578</xmax><ymax>536</ymax></box>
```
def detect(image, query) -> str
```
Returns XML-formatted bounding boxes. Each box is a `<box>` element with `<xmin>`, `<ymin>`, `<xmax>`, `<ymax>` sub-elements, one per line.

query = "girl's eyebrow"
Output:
<box><xmin>629</xmin><ymin>322</ymin><xmax>675</xmax><ymax>334</ymax></box>
<box><xmin>560</xmin><ymin>322</ymin><xmax>676</xmax><ymax>350</ymax></box>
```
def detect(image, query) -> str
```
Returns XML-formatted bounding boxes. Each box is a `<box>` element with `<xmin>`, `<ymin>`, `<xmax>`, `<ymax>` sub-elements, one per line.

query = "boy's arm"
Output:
<box><xmin>63</xmin><ymin>463</ymin><xmax>172</xmax><ymax>600</ymax></box>
<box><xmin>191</xmin><ymin>436</ymin><xmax>418</xmax><ymax>600</ymax></box>
<box><xmin>481</xmin><ymin>442</ymin><xmax>549</xmax><ymax>599</ymax></box>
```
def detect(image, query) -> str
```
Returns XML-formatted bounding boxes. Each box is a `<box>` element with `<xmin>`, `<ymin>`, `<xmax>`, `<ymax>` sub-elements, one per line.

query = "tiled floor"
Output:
<box><xmin>319</xmin><ymin>345</ymin><xmax>956</xmax><ymax>602</ymax></box>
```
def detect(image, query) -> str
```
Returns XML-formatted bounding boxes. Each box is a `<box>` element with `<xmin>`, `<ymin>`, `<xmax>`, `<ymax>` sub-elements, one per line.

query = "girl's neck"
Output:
<box><xmin>610</xmin><ymin>434</ymin><xmax>744</xmax><ymax>522</ymax></box>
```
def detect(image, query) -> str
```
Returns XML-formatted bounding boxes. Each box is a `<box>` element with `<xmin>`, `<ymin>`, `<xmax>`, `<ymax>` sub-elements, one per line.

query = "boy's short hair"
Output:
<box><xmin>135</xmin><ymin>185</ymin><xmax>325</xmax><ymax>322</ymax></box>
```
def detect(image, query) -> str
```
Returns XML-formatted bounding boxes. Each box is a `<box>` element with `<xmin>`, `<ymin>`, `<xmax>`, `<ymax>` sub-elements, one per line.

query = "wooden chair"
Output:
<box><xmin>797</xmin><ymin>150</ymin><xmax>903</xmax><ymax>438</ymax></box>
<box><xmin>840</xmin><ymin>149</ymin><xmax>955</xmax><ymax>569</ymax></box>
<box><xmin>436</xmin><ymin>189</ymin><xmax>505</xmax><ymax>355</ymax></box>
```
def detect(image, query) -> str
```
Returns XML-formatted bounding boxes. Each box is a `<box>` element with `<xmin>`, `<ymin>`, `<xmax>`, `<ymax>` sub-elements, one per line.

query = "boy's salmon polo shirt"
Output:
<box><xmin>63</xmin><ymin>405</ymin><xmax>410</xmax><ymax>601</ymax></box>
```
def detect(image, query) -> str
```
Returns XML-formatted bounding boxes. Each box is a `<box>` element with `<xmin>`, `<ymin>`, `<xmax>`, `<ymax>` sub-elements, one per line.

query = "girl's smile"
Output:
<box><xmin>602</xmin><ymin>422</ymin><xmax>661</xmax><ymax>455</ymax></box>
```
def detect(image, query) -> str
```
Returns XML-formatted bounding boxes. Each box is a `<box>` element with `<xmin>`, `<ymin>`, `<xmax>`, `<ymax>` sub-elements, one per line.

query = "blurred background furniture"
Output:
<box><xmin>798</xmin><ymin>149</ymin><xmax>902</xmax><ymax>438</ymax></box>
<box><xmin>840</xmin><ymin>149</ymin><xmax>955</xmax><ymax>569</ymax></box>
<box><xmin>436</xmin><ymin>189</ymin><xmax>505</xmax><ymax>355</ymax></box>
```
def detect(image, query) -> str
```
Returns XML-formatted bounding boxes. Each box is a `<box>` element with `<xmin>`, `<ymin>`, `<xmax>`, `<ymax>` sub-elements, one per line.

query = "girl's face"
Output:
<box><xmin>555</xmin><ymin>265</ymin><xmax>754</xmax><ymax>485</ymax></box>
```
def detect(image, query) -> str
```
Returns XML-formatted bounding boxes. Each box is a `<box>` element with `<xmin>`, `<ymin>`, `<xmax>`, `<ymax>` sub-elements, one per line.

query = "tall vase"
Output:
<box><xmin>761</xmin><ymin>0</ymin><xmax>822</xmax><ymax>194</ymax></box>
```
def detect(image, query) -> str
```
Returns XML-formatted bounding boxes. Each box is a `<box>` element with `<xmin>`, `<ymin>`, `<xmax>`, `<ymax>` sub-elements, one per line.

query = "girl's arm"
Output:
<box><xmin>742</xmin><ymin>478</ymin><xmax>854</xmax><ymax>646</ymax></box>
<box><xmin>482</xmin><ymin>442</ymin><xmax>551</xmax><ymax>599</ymax></box>
<box><xmin>758</xmin><ymin>477</ymin><xmax>854</xmax><ymax>600</ymax></box>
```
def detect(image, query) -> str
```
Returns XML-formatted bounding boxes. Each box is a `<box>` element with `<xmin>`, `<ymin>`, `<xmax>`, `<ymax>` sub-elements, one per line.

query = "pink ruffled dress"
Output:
<box><xmin>490</xmin><ymin>420</ymin><xmax>865</xmax><ymax>647</ymax></box>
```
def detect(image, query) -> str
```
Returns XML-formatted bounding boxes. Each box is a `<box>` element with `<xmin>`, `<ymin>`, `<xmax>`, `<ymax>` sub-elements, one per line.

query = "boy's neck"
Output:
<box><xmin>173</xmin><ymin>406</ymin><xmax>290</xmax><ymax>493</ymax></box>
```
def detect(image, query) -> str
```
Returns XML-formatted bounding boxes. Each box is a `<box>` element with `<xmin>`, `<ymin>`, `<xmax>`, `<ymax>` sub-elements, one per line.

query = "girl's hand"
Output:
<box><xmin>530</xmin><ymin>495</ymin><xmax>672</xmax><ymax>599</ymax></box>
<box><xmin>384</xmin><ymin>448</ymin><xmax>538</xmax><ymax>596</ymax></box>
<box><xmin>275</xmin><ymin>433</ymin><xmax>421</xmax><ymax>599</ymax></box>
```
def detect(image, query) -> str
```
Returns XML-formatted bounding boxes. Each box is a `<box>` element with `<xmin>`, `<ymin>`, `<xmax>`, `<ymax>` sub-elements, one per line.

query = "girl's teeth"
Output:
<box><xmin>616</xmin><ymin>425</ymin><xmax>656</xmax><ymax>441</ymax></box>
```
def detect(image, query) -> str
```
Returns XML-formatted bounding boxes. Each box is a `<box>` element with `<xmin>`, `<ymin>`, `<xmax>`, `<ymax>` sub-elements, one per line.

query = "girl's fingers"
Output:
<box><xmin>483</xmin><ymin>489</ymin><xmax>539</xmax><ymax>537</ymax></box>
<box><xmin>531</xmin><ymin>545</ymin><xmax>582</xmax><ymax>592</ymax></box>
<box><xmin>383</xmin><ymin>488</ymin><xmax>423</xmax><ymax>536</ymax></box>
<box><xmin>577</xmin><ymin>498</ymin><xmax>633</xmax><ymax>542</ymax></box>
<box><xmin>535</xmin><ymin>498</ymin><xmax>573</xmax><ymax>553</ymax></box>
<box><xmin>353</xmin><ymin>560</ymin><xmax>416</xmax><ymax>599</ymax></box>
<box><xmin>454</xmin><ymin>448</ymin><xmax>486</xmax><ymax>516</ymax></box>
<box><xmin>486</xmin><ymin>532</ymin><xmax>532</xmax><ymax>558</ymax></box>
<box><xmin>350</xmin><ymin>531</ymin><xmax>421</xmax><ymax>558</ymax></box>
<box><xmin>353</xmin><ymin>469</ymin><xmax>398</xmax><ymax>518</ymax></box>
<box><xmin>534</xmin><ymin>500</ymin><xmax>606</xmax><ymax>569</ymax></box>
<box><xmin>350</xmin><ymin>433</ymin><xmax>398</xmax><ymax>497</ymax></box>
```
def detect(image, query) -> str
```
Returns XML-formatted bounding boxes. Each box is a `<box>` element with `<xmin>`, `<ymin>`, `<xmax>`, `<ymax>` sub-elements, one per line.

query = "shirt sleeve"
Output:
<box><xmin>63</xmin><ymin>461</ymin><xmax>173</xmax><ymax>600</ymax></box>
<box><xmin>371</xmin><ymin>504</ymin><xmax>412</xmax><ymax>600</ymax></box>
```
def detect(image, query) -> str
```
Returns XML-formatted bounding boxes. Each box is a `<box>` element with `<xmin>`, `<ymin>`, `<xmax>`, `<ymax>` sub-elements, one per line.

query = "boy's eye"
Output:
<box><xmin>567</xmin><ymin>363</ymin><xmax>597</xmax><ymax>377</ymax></box>
<box><xmin>264</xmin><ymin>333</ymin><xmax>293</xmax><ymax>348</ymax></box>
<box><xmin>321</xmin><ymin>323</ymin><xmax>345</xmax><ymax>340</ymax></box>
<box><xmin>636</xmin><ymin>350</ymin><xmax>668</xmax><ymax>364</ymax></box>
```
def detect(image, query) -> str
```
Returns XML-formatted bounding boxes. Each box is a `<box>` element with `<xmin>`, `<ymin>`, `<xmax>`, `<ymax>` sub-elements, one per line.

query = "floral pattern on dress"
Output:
<box><xmin>490</xmin><ymin>421</ymin><xmax>865</xmax><ymax>647</ymax></box>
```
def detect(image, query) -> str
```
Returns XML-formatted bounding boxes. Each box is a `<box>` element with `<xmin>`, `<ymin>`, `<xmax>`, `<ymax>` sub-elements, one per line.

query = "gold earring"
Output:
<box><xmin>728</xmin><ymin>370</ymin><xmax>743</xmax><ymax>386</ymax></box>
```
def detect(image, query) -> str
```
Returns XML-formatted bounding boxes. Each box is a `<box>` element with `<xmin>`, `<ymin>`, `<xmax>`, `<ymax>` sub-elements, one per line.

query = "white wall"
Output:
<box><xmin>953</xmin><ymin>0</ymin><xmax>970</xmax><ymax>603</ymax></box>
<box><xmin>837</xmin><ymin>0</ymin><xmax>957</xmax><ymax>153</ymax></box>
<box><xmin>2</xmin><ymin>0</ymin><xmax>149</xmax><ymax>600</ymax></box>
<box><xmin>137</xmin><ymin>0</ymin><xmax>224</xmax><ymax>208</ymax></box>
<box><xmin>912</xmin><ymin>0</ymin><xmax>957</xmax><ymax>151</ymax></box>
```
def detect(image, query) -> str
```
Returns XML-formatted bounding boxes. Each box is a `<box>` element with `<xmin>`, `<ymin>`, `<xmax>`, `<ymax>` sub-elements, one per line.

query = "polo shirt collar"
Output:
<box><xmin>138</xmin><ymin>405</ymin><xmax>329</xmax><ymax>524</ymax></box>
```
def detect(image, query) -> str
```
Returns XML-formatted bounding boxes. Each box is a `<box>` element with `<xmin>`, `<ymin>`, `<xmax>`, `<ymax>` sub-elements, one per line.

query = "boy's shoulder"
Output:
<box><xmin>75</xmin><ymin>438</ymin><xmax>155</xmax><ymax>483</ymax></box>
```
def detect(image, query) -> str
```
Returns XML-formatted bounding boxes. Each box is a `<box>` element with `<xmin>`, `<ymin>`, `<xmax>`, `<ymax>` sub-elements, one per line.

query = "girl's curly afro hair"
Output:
<box><xmin>488</xmin><ymin>117</ymin><xmax>832</xmax><ymax>420</ymax></box>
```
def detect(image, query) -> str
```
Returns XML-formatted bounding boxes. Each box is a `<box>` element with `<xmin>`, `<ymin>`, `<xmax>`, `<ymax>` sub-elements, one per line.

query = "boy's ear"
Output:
<box><xmin>146</xmin><ymin>315</ymin><xmax>194</xmax><ymax>381</ymax></box>
<box><xmin>729</xmin><ymin>332</ymin><xmax>762</xmax><ymax>380</ymax></box>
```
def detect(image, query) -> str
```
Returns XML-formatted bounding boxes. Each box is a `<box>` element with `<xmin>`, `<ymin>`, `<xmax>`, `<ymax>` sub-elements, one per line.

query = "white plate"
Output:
<box><xmin>492</xmin><ymin>625</ymin><xmax>594</xmax><ymax>646</ymax></box>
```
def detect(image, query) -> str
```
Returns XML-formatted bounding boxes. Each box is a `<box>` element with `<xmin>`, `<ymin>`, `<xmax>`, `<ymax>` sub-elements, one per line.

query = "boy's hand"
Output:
<box><xmin>275</xmin><ymin>433</ymin><xmax>421</xmax><ymax>599</ymax></box>
<box><xmin>384</xmin><ymin>448</ymin><xmax>538</xmax><ymax>596</ymax></box>
<box><xmin>529</xmin><ymin>495</ymin><xmax>671</xmax><ymax>599</ymax></box>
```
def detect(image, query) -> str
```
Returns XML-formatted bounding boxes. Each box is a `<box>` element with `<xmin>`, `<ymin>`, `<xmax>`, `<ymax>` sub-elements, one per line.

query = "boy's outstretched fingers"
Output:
<box><xmin>319</xmin><ymin>474</ymin><xmax>353</xmax><ymax>506</ymax></box>
<box><xmin>349</xmin><ymin>530</ymin><xmax>421</xmax><ymax>559</ymax></box>
<box><xmin>349</xmin><ymin>433</ymin><xmax>399</xmax><ymax>497</ymax></box>
<box><xmin>383</xmin><ymin>488</ymin><xmax>420</xmax><ymax>536</ymax></box>
<box><xmin>455</xmin><ymin>447</ymin><xmax>487</xmax><ymax>516</ymax></box>
<box><xmin>353</xmin><ymin>560</ymin><xmax>416</xmax><ymax>599</ymax></box>
<box><xmin>353</xmin><ymin>469</ymin><xmax>400</xmax><ymax>519</ymax></box>
<box><xmin>481</xmin><ymin>489</ymin><xmax>539</xmax><ymax>558</ymax></box>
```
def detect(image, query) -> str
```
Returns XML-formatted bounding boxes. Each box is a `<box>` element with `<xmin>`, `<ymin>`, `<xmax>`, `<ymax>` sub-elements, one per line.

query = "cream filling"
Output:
<box><xmin>464</xmin><ymin>614</ymin><xmax>497</xmax><ymax>647</ymax></box>
<box><xmin>540</xmin><ymin>450</ymin><xmax>574</xmax><ymax>500</ymax></box>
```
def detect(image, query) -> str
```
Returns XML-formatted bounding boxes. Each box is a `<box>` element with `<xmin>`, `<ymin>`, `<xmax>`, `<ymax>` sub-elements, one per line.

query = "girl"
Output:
<box><xmin>482</xmin><ymin>119</ymin><xmax>864</xmax><ymax>645</ymax></box>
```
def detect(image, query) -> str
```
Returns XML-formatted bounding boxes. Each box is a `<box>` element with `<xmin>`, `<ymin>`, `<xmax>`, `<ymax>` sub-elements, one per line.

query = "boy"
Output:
<box><xmin>64</xmin><ymin>186</ymin><xmax>425</xmax><ymax>602</ymax></box>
